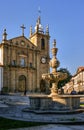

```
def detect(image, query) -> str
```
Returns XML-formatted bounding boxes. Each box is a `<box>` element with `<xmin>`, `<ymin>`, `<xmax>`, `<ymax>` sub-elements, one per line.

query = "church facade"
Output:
<box><xmin>0</xmin><ymin>16</ymin><xmax>50</xmax><ymax>93</ymax></box>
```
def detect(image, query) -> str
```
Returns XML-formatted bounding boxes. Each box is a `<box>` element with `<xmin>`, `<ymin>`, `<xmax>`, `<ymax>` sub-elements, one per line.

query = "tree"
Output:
<box><xmin>57</xmin><ymin>68</ymin><xmax>72</xmax><ymax>89</ymax></box>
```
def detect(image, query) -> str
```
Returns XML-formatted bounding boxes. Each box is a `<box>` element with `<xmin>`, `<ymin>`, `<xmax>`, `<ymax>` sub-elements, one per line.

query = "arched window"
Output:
<box><xmin>41</xmin><ymin>38</ymin><xmax>45</xmax><ymax>50</ymax></box>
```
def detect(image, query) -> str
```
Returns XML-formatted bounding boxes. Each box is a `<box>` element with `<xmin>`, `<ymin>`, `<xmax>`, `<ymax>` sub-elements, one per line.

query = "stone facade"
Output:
<box><xmin>63</xmin><ymin>67</ymin><xmax>84</xmax><ymax>94</ymax></box>
<box><xmin>0</xmin><ymin>16</ymin><xmax>50</xmax><ymax>93</ymax></box>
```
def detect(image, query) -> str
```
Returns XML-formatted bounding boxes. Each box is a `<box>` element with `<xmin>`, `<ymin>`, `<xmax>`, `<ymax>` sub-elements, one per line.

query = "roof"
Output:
<box><xmin>77</xmin><ymin>66</ymin><xmax>84</xmax><ymax>73</ymax></box>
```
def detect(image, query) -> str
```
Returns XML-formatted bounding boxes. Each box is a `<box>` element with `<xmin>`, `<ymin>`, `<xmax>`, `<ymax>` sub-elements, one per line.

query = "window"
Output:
<box><xmin>30</xmin><ymin>62</ymin><xmax>32</xmax><ymax>68</ymax></box>
<box><xmin>41</xmin><ymin>38</ymin><xmax>45</xmax><ymax>50</ymax></box>
<box><xmin>12</xmin><ymin>60</ymin><xmax>16</xmax><ymax>66</ymax></box>
<box><xmin>20</xmin><ymin>58</ymin><xmax>25</xmax><ymax>67</ymax></box>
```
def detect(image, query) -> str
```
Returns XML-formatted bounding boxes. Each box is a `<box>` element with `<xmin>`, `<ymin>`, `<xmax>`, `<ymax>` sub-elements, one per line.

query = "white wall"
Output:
<box><xmin>0</xmin><ymin>67</ymin><xmax>3</xmax><ymax>91</ymax></box>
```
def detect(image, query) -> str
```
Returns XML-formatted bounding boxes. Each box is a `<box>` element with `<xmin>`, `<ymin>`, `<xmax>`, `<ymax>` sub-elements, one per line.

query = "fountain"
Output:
<box><xmin>42</xmin><ymin>39</ymin><xmax>67</xmax><ymax>96</ymax></box>
<box><xmin>24</xmin><ymin>39</ymin><xmax>84</xmax><ymax>113</ymax></box>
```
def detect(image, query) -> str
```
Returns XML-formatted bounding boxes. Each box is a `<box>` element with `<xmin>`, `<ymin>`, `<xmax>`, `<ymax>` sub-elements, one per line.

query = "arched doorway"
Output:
<box><xmin>18</xmin><ymin>75</ymin><xmax>26</xmax><ymax>92</ymax></box>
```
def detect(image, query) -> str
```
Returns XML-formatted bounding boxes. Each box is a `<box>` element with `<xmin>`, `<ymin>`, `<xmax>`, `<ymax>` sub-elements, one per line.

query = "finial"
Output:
<box><xmin>30</xmin><ymin>25</ymin><xmax>32</xmax><ymax>37</ymax></box>
<box><xmin>37</xmin><ymin>16</ymin><xmax>41</xmax><ymax>24</ymax></box>
<box><xmin>2</xmin><ymin>28</ymin><xmax>7</xmax><ymax>42</ymax></box>
<box><xmin>37</xmin><ymin>7</ymin><xmax>41</xmax><ymax>24</ymax></box>
<box><xmin>34</xmin><ymin>7</ymin><xmax>44</xmax><ymax>33</ymax></box>
<box><xmin>20</xmin><ymin>24</ymin><xmax>26</xmax><ymax>36</ymax></box>
<box><xmin>53</xmin><ymin>39</ymin><xmax>56</xmax><ymax>48</ymax></box>
<box><xmin>35</xmin><ymin>23</ymin><xmax>39</xmax><ymax>32</ymax></box>
<box><xmin>4</xmin><ymin>29</ymin><xmax>6</xmax><ymax>33</ymax></box>
<box><xmin>46</xmin><ymin>25</ymin><xmax>49</xmax><ymax>35</ymax></box>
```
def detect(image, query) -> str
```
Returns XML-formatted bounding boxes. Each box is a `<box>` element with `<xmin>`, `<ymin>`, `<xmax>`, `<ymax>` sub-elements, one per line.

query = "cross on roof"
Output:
<box><xmin>20</xmin><ymin>24</ymin><xmax>26</xmax><ymax>36</ymax></box>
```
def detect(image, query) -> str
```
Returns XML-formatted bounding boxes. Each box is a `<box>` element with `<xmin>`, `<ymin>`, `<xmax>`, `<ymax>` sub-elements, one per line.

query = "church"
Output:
<box><xmin>0</xmin><ymin>16</ymin><xmax>50</xmax><ymax>93</ymax></box>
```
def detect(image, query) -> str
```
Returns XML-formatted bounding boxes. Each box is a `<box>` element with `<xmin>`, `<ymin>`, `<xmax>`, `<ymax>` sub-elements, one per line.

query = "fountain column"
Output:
<box><xmin>49</xmin><ymin>39</ymin><xmax>60</xmax><ymax>95</ymax></box>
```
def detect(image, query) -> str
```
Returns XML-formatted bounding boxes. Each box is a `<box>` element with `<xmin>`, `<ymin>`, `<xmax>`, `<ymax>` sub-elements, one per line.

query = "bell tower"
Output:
<box><xmin>29</xmin><ymin>15</ymin><xmax>50</xmax><ymax>48</ymax></box>
<box><xmin>29</xmin><ymin>15</ymin><xmax>50</xmax><ymax>80</ymax></box>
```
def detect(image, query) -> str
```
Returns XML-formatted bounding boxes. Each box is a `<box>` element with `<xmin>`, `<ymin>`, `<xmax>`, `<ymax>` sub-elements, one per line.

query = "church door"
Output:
<box><xmin>18</xmin><ymin>75</ymin><xmax>26</xmax><ymax>92</ymax></box>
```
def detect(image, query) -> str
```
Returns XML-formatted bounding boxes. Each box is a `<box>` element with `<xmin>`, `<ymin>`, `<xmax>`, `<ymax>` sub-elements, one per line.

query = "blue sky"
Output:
<box><xmin>0</xmin><ymin>0</ymin><xmax>84</xmax><ymax>75</ymax></box>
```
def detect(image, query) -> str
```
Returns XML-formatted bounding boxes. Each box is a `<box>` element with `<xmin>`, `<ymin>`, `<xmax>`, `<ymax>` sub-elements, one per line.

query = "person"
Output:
<box><xmin>70</xmin><ymin>88</ymin><xmax>77</xmax><ymax>95</ymax></box>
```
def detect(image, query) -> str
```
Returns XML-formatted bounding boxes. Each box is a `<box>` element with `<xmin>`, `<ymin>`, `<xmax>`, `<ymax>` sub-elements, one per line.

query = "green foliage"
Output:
<box><xmin>57</xmin><ymin>68</ymin><xmax>72</xmax><ymax>89</ymax></box>
<box><xmin>0</xmin><ymin>117</ymin><xmax>47</xmax><ymax>130</ymax></box>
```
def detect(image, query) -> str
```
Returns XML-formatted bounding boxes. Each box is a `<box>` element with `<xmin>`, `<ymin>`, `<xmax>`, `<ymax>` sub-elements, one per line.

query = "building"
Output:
<box><xmin>63</xmin><ymin>67</ymin><xmax>84</xmax><ymax>94</ymax></box>
<box><xmin>0</xmin><ymin>16</ymin><xmax>50</xmax><ymax>93</ymax></box>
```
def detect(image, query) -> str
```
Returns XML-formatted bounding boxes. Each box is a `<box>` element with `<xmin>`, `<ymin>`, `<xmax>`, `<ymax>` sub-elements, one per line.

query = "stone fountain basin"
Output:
<box><xmin>42</xmin><ymin>72</ymin><xmax>67</xmax><ymax>82</ymax></box>
<box><xmin>25</xmin><ymin>94</ymin><xmax>84</xmax><ymax>114</ymax></box>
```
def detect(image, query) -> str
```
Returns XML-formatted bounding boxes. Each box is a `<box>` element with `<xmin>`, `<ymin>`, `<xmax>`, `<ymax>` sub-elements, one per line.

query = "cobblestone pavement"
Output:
<box><xmin>0</xmin><ymin>94</ymin><xmax>84</xmax><ymax>130</ymax></box>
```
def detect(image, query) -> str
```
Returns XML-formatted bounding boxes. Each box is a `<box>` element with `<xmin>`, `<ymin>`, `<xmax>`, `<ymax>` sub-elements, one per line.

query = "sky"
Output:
<box><xmin>0</xmin><ymin>0</ymin><xmax>84</xmax><ymax>75</ymax></box>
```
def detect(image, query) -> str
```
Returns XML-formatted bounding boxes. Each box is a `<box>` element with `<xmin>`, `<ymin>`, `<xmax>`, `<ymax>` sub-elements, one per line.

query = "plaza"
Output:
<box><xmin>0</xmin><ymin>16</ymin><xmax>84</xmax><ymax>130</ymax></box>
<box><xmin>0</xmin><ymin>94</ymin><xmax>84</xmax><ymax>130</ymax></box>
<box><xmin>0</xmin><ymin>1</ymin><xmax>84</xmax><ymax>130</ymax></box>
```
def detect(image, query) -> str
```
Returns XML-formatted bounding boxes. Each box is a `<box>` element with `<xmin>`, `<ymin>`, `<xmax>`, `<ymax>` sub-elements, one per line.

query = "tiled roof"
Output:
<box><xmin>77</xmin><ymin>66</ymin><xmax>84</xmax><ymax>73</ymax></box>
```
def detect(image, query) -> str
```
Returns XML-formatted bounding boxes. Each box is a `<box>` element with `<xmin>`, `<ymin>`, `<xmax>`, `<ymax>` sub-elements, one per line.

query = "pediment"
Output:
<box><xmin>8</xmin><ymin>36</ymin><xmax>37</xmax><ymax>49</ymax></box>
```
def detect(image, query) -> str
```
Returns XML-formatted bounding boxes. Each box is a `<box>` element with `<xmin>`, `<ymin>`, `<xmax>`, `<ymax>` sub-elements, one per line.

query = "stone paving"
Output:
<box><xmin>0</xmin><ymin>94</ymin><xmax>84</xmax><ymax>130</ymax></box>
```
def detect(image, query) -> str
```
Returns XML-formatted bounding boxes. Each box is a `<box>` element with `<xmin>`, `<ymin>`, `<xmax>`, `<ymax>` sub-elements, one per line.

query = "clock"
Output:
<box><xmin>21</xmin><ymin>41</ymin><xmax>25</xmax><ymax>45</ymax></box>
<box><xmin>41</xmin><ymin>57</ymin><xmax>46</xmax><ymax>64</ymax></box>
